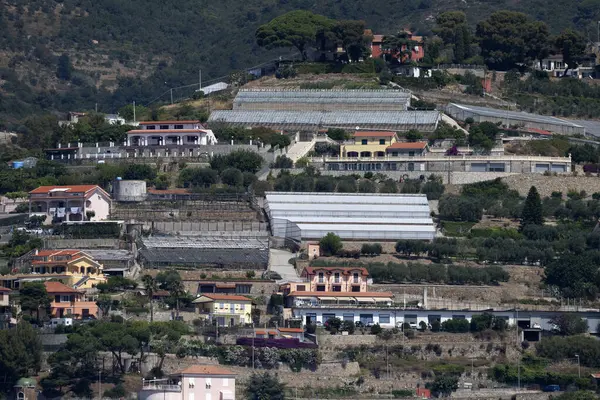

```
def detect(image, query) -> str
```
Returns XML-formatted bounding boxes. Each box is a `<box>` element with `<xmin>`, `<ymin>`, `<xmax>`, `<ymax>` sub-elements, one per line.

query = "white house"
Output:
<box><xmin>126</xmin><ymin>120</ymin><xmax>218</xmax><ymax>147</ymax></box>
<box><xmin>28</xmin><ymin>185</ymin><xmax>111</xmax><ymax>224</ymax></box>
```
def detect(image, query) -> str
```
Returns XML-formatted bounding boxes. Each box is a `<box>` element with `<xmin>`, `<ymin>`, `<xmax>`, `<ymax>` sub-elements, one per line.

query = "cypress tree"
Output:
<box><xmin>521</xmin><ymin>186</ymin><xmax>544</xmax><ymax>229</ymax></box>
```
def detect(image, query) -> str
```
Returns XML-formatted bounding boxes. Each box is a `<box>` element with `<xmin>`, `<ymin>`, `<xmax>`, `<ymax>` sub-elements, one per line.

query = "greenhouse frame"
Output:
<box><xmin>264</xmin><ymin>192</ymin><xmax>435</xmax><ymax>241</ymax></box>
<box><xmin>209</xmin><ymin>110</ymin><xmax>441</xmax><ymax>132</ymax></box>
<box><xmin>233</xmin><ymin>89</ymin><xmax>412</xmax><ymax>111</ymax></box>
<box><xmin>445</xmin><ymin>103</ymin><xmax>584</xmax><ymax>135</ymax></box>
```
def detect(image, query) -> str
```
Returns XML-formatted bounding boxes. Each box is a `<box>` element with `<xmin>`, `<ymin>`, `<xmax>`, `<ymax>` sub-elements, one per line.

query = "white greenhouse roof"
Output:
<box><xmin>236</xmin><ymin>89</ymin><xmax>411</xmax><ymax>99</ymax></box>
<box><xmin>265</xmin><ymin>192</ymin><xmax>429</xmax><ymax>205</ymax></box>
<box><xmin>296</xmin><ymin>224</ymin><xmax>435</xmax><ymax>233</ymax></box>
<box><xmin>274</xmin><ymin>217</ymin><xmax>434</xmax><ymax>225</ymax></box>
<box><xmin>447</xmin><ymin>103</ymin><xmax>583</xmax><ymax>128</ymax></box>
<box><xmin>209</xmin><ymin>110</ymin><xmax>440</xmax><ymax>127</ymax></box>
<box><xmin>267</xmin><ymin>203</ymin><xmax>430</xmax><ymax>214</ymax></box>
<box><xmin>235</xmin><ymin>97</ymin><xmax>409</xmax><ymax>104</ymax></box>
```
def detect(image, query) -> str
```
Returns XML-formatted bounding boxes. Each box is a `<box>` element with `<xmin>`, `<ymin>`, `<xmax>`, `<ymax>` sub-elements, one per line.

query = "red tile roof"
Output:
<box><xmin>372</xmin><ymin>34</ymin><xmax>384</xmax><ymax>43</ymax></box>
<box><xmin>278</xmin><ymin>327</ymin><xmax>304</xmax><ymax>333</ymax></box>
<box><xmin>29</xmin><ymin>185</ymin><xmax>99</xmax><ymax>195</ymax></box>
<box><xmin>179</xmin><ymin>365</ymin><xmax>235</xmax><ymax>376</ymax></box>
<box><xmin>44</xmin><ymin>281</ymin><xmax>81</xmax><ymax>294</ymax></box>
<box><xmin>303</xmin><ymin>266</ymin><xmax>369</xmax><ymax>276</ymax></box>
<box><xmin>386</xmin><ymin>142</ymin><xmax>428</xmax><ymax>150</ymax></box>
<box><xmin>127</xmin><ymin>129</ymin><xmax>207</xmax><ymax>134</ymax></box>
<box><xmin>0</xmin><ymin>287</ymin><xmax>11</xmax><ymax>292</ymax></box>
<box><xmin>138</xmin><ymin>120</ymin><xmax>201</xmax><ymax>125</ymax></box>
<box><xmin>353</xmin><ymin>131</ymin><xmax>396</xmax><ymax>138</ymax></box>
<box><xmin>201</xmin><ymin>293</ymin><xmax>252</xmax><ymax>302</ymax></box>
<box><xmin>288</xmin><ymin>291</ymin><xmax>393</xmax><ymax>298</ymax></box>
<box><xmin>33</xmin><ymin>249</ymin><xmax>81</xmax><ymax>257</ymax></box>
<box><xmin>527</xmin><ymin>127</ymin><xmax>552</xmax><ymax>136</ymax></box>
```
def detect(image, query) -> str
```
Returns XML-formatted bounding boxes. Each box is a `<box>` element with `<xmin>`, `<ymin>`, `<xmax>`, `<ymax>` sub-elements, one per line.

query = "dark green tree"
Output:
<box><xmin>429</xmin><ymin>375</ymin><xmax>459</xmax><ymax>397</ymax></box>
<box><xmin>56</xmin><ymin>53</ymin><xmax>72</xmax><ymax>80</ymax></box>
<box><xmin>0</xmin><ymin>322</ymin><xmax>43</xmax><ymax>393</ymax></box>
<box><xmin>550</xmin><ymin>314</ymin><xmax>589</xmax><ymax>335</ymax></box>
<box><xmin>521</xmin><ymin>186</ymin><xmax>544</xmax><ymax>229</ymax></box>
<box><xmin>319</xmin><ymin>232</ymin><xmax>343</xmax><ymax>256</ymax></box>
<box><xmin>220</xmin><ymin>167</ymin><xmax>244</xmax><ymax>187</ymax></box>
<box><xmin>245</xmin><ymin>372</ymin><xmax>286</xmax><ymax>400</ymax></box>
<box><xmin>554</xmin><ymin>29</ymin><xmax>587</xmax><ymax>76</ymax></box>
<box><xmin>20</xmin><ymin>282</ymin><xmax>51</xmax><ymax>323</ymax></box>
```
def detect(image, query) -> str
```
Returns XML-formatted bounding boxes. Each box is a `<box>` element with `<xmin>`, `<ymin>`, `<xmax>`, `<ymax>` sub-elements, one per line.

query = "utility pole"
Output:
<box><xmin>516</xmin><ymin>308</ymin><xmax>520</xmax><ymax>391</ymax></box>
<box><xmin>132</xmin><ymin>101</ymin><xmax>136</xmax><ymax>123</ymax></box>
<box><xmin>252</xmin><ymin>322</ymin><xmax>255</xmax><ymax>370</ymax></box>
<box><xmin>199</xmin><ymin>69</ymin><xmax>202</xmax><ymax>91</ymax></box>
<box><xmin>170</xmin><ymin>89</ymin><xmax>174</xmax><ymax>105</ymax></box>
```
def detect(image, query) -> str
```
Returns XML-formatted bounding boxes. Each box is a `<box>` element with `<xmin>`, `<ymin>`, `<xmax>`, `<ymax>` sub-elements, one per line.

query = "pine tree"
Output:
<box><xmin>521</xmin><ymin>186</ymin><xmax>544</xmax><ymax>229</ymax></box>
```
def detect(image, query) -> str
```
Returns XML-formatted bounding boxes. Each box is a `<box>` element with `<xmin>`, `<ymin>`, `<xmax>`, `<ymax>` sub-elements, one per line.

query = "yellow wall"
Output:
<box><xmin>342</xmin><ymin>136</ymin><xmax>397</xmax><ymax>157</ymax></box>
<box><xmin>211</xmin><ymin>301</ymin><xmax>252</xmax><ymax>324</ymax></box>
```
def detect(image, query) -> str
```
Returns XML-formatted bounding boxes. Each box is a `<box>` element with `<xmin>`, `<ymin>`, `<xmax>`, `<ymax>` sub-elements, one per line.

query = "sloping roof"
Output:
<box><xmin>127</xmin><ymin>129</ymin><xmax>207</xmax><ymax>134</ymax></box>
<box><xmin>33</xmin><ymin>249</ymin><xmax>81</xmax><ymax>257</ymax></box>
<box><xmin>386</xmin><ymin>142</ymin><xmax>428</xmax><ymax>150</ymax></box>
<box><xmin>0</xmin><ymin>287</ymin><xmax>11</xmax><ymax>292</ymax></box>
<box><xmin>288</xmin><ymin>291</ymin><xmax>393</xmax><ymax>298</ymax></box>
<box><xmin>29</xmin><ymin>185</ymin><xmax>99</xmax><ymax>195</ymax></box>
<box><xmin>44</xmin><ymin>281</ymin><xmax>80</xmax><ymax>294</ymax></box>
<box><xmin>195</xmin><ymin>293</ymin><xmax>252</xmax><ymax>302</ymax></box>
<box><xmin>303</xmin><ymin>266</ymin><xmax>369</xmax><ymax>276</ymax></box>
<box><xmin>138</xmin><ymin>120</ymin><xmax>201</xmax><ymax>125</ymax></box>
<box><xmin>179</xmin><ymin>365</ymin><xmax>235</xmax><ymax>376</ymax></box>
<box><xmin>353</xmin><ymin>131</ymin><xmax>396</xmax><ymax>137</ymax></box>
<box><xmin>278</xmin><ymin>327</ymin><xmax>304</xmax><ymax>333</ymax></box>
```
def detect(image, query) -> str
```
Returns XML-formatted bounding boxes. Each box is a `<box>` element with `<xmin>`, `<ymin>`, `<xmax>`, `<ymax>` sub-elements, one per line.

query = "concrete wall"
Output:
<box><xmin>42</xmin><ymin>238</ymin><xmax>123</xmax><ymax>249</ymax></box>
<box><xmin>144</xmin><ymin>221</ymin><xmax>268</xmax><ymax>233</ymax></box>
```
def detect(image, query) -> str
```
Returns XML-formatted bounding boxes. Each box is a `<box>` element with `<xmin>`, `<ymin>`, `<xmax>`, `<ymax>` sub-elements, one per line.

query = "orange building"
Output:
<box><xmin>44</xmin><ymin>281</ymin><xmax>99</xmax><ymax>319</ymax></box>
<box><xmin>368</xmin><ymin>30</ymin><xmax>425</xmax><ymax>62</ymax></box>
<box><xmin>280</xmin><ymin>266</ymin><xmax>370</xmax><ymax>294</ymax></box>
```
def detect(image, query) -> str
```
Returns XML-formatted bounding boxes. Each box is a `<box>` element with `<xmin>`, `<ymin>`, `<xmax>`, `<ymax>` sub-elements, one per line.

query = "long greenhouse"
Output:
<box><xmin>233</xmin><ymin>89</ymin><xmax>412</xmax><ymax>111</ymax></box>
<box><xmin>264</xmin><ymin>192</ymin><xmax>435</xmax><ymax>241</ymax></box>
<box><xmin>209</xmin><ymin>110</ymin><xmax>441</xmax><ymax>132</ymax></box>
<box><xmin>445</xmin><ymin>103</ymin><xmax>584</xmax><ymax>135</ymax></box>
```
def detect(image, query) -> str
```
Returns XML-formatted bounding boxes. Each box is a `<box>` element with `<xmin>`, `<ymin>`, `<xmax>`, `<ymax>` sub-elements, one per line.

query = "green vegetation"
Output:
<box><xmin>245</xmin><ymin>372</ymin><xmax>286</xmax><ymax>400</ymax></box>
<box><xmin>0</xmin><ymin>322</ymin><xmax>43</xmax><ymax>393</ymax></box>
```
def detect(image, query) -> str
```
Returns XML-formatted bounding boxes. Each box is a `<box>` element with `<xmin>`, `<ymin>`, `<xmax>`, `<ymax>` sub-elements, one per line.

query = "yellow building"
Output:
<box><xmin>341</xmin><ymin>131</ymin><xmax>398</xmax><ymax>158</ymax></box>
<box><xmin>193</xmin><ymin>293</ymin><xmax>253</xmax><ymax>327</ymax></box>
<box><xmin>0</xmin><ymin>249</ymin><xmax>108</xmax><ymax>290</ymax></box>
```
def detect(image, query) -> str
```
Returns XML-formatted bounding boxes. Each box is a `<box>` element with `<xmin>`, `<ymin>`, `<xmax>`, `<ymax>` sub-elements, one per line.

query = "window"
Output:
<box><xmin>391</xmin><ymin>152</ymin><xmax>398</xmax><ymax>157</ymax></box>
<box><xmin>323</xmin><ymin>313</ymin><xmax>336</xmax><ymax>322</ymax></box>
<box><xmin>189</xmin><ymin>377</ymin><xmax>195</xmax><ymax>388</ymax></box>
<box><xmin>146</xmin><ymin>125</ymin><xmax>155</xmax><ymax>130</ymax></box>
<box><xmin>159</xmin><ymin>125</ymin><xmax>169</xmax><ymax>129</ymax></box>
<box><xmin>353</xmin><ymin>273</ymin><xmax>359</xmax><ymax>283</ymax></box>
<box><xmin>60</xmin><ymin>295</ymin><xmax>71</xmax><ymax>302</ymax></box>
<box><xmin>361</xmin><ymin>139</ymin><xmax>368</xmax><ymax>145</ymax></box>
<box><xmin>205</xmin><ymin>377</ymin><xmax>211</xmax><ymax>389</ymax></box>
<box><xmin>379</xmin><ymin>139</ymin><xmax>386</xmax><ymax>145</ymax></box>
<box><xmin>408</xmin><ymin>151</ymin><xmax>415</xmax><ymax>157</ymax></box>
<box><xmin>297</xmin><ymin>285</ymin><xmax>306</xmax><ymax>291</ymax></box>
<box><xmin>316</xmin><ymin>285</ymin><xmax>326</xmax><ymax>292</ymax></box>
<box><xmin>379</xmin><ymin>314</ymin><xmax>390</xmax><ymax>324</ymax></box>
<box><xmin>318</xmin><ymin>273</ymin><xmax>324</xmax><ymax>283</ymax></box>
<box><xmin>219</xmin><ymin>303</ymin><xmax>224</xmax><ymax>309</ymax></box>
<box><xmin>359</xmin><ymin>314</ymin><xmax>374</xmax><ymax>324</ymax></box>
<box><xmin>351</xmin><ymin>286</ymin><xmax>360</xmax><ymax>292</ymax></box>
<box><xmin>334</xmin><ymin>272</ymin><xmax>340</xmax><ymax>283</ymax></box>
<box><xmin>175</xmin><ymin>124</ymin><xmax>184</xmax><ymax>129</ymax></box>
<box><xmin>332</xmin><ymin>285</ymin><xmax>341</xmax><ymax>292</ymax></box>
<box><xmin>343</xmin><ymin>313</ymin><xmax>354</xmax><ymax>322</ymax></box>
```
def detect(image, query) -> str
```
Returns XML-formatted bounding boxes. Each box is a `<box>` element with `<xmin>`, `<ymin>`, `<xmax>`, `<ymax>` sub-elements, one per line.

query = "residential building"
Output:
<box><xmin>192</xmin><ymin>293</ymin><xmax>253</xmax><ymax>327</ymax></box>
<box><xmin>139</xmin><ymin>365</ymin><xmax>235</xmax><ymax>400</ymax></box>
<box><xmin>104</xmin><ymin>114</ymin><xmax>126</xmax><ymax>125</ymax></box>
<box><xmin>0</xmin><ymin>287</ymin><xmax>12</xmax><ymax>329</ymax></box>
<box><xmin>254</xmin><ymin>327</ymin><xmax>305</xmax><ymax>340</ymax></box>
<box><xmin>369</xmin><ymin>30</ymin><xmax>425</xmax><ymax>62</ymax></box>
<box><xmin>536</xmin><ymin>54</ymin><xmax>595</xmax><ymax>78</ymax></box>
<box><xmin>341</xmin><ymin>131</ymin><xmax>399</xmax><ymax>158</ymax></box>
<box><xmin>28</xmin><ymin>185</ymin><xmax>111</xmax><ymax>224</ymax></box>
<box><xmin>386</xmin><ymin>142</ymin><xmax>428</xmax><ymax>157</ymax></box>
<box><xmin>27</xmin><ymin>249</ymin><xmax>107</xmax><ymax>289</ymax></box>
<box><xmin>197</xmin><ymin>281</ymin><xmax>253</xmax><ymax>295</ymax></box>
<box><xmin>280</xmin><ymin>266</ymin><xmax>369</xmax><ymax>294</ymax></box>
<box><xmin>287</xmin><ymin>291</ymin><xmax>394</xmax><ymax>314</ymax></box>
<box><xmin>126</xmin><ymin>120</ymin><xmax>217</xmax><ymax>147</ymax></box>
<box><xmin>44</xmin><ymin>281</ymin><xmax>99</xmax><ymax>319</ymax></box>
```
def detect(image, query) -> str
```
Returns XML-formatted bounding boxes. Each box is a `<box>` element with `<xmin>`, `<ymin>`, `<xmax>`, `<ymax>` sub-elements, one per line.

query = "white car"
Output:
<box><xmin>532</xmin><ymin>323</ymin><xmax>542</xmax><ymax>329</ymax></box>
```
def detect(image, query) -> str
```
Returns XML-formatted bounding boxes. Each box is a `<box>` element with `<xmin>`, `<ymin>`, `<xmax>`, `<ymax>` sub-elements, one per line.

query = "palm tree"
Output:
<box><xmin>382</xmin><ymin>32</ymin><xmax>417</xmax><ymax>64</ymax></box>
<box><xmin>169</xmin><ymin>280</ymin><xmax>186</xmax><ymax>319</ymax></box>
<box><xmin>142</xmin><ymin>274</ymin><xmax>157</xmax><ymax>322</ymax></box>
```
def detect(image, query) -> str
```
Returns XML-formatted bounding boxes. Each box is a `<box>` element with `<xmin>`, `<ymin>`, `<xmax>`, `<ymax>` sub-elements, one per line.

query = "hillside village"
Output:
<box><xmin>5</xmin><ymin>7</ymin><xmax>600</xmax><ymax>400</ymax></box>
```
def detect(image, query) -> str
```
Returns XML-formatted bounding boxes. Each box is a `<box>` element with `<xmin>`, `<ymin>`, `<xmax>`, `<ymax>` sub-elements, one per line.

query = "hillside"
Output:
<box><xmin>0</xmin><ymin>0</ymin><xmax>594</xmax><ymax>125</ymax></box>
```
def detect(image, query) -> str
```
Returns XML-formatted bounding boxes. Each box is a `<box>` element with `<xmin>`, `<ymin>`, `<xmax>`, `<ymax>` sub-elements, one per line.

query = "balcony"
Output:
<box><xmin>141</xmin><ymin>379</ymin><xmax>181</xmax><ymax>392</ymax></box>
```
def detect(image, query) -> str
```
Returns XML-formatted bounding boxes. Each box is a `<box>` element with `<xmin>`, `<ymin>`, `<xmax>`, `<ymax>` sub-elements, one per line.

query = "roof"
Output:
<box><xmin>44</xmin><ymin>281</ymin><xmax>80</xmax><ymax>294</ymax></box>
<box><xmin>386</xmin><ymin>142</ymin><xmax>428</xmax><ymax>150</ymax></box>
<box><xmin>153</xmin><ymin>290</ymin><xmax>170</xmax><ymax>297</ymax></box>
<box><xmin>353</xmin><ymin>131</ymin><xmax>396</xmax><ymax>137</ymax></box>
<box><xmin>139</xmin><ymin>247</ymin><xmax>268</xmax><ymax>268</ymax></box>
<box><xmin>29</xmin><ymin>185</ymin><xmax>99</xmax><ymax>195</ymax></box>
<box><xmin>288</xmin><ymin>291</ymin><xmax>393</xmax><ymax>298</ymax></box>
<box><xmin>179</xmin><ymin>365</ymin><xmax>235</xmax><ymax>376</ymax></box>
<box><xmin>138</xmin><ymin>120</ymin><xmax>201</xmax><ymax>125</ymax></box>
<box><xmin>33</xmin><ymin>249</ymin><xmax>81</xmax><ymax>257</ymax></box>
<box><xmin>278</xmin><ymin>327</ymin><xmax>304</xmax><ymax>333</ymax></box>
<box><xmin>147</xmin><ymin>188</ymin><xmax>191</xmax><ymax>195</ymax></box>
<box><xmin>372</xmin><ymin>34</ymin><xmax>384</xmax><ymax>42</ymax></box>
<box><xmin>236</xmin><ymin>89</ymin><xmax>411</xmax><ymax>99</ymax></box>
<box><xmin>303</xmin><ymin>266</ymin><xmax>369</xmax><ymax>276</ymax></box>
<box><xmin>0</xmin><ymin>287</ymin><xmax>11</xmax><ymax>292</ymax></box>
<box><xmin>127</xmin><ymin>129</ymin><xmax>207</xmax><ymax>134</ymax></box>
<box><xmin>195</xmin><ymin>293</ymin><xmax>252</xmax><ymax>302</ymax></box>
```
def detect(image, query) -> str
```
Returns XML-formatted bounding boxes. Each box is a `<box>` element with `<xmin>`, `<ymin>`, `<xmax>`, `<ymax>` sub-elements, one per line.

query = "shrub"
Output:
<box><xmin>370</xmin><ymin>323</ymin><xmax>383</xmax><ymax>335</ymax></box>
<box><xmin>360</xmin><ymin>243</ymin><xmax>382</xmax><ymax>256</ymax></box>
<box><xmin>319</xmin><ymin>232</ymin><xmax>342</xmax><ymax>256</ymax></box>
<box><xmin>441</xmin><ymin>318</ymin><xmax>469</xmax><ymax>333</ymax></box>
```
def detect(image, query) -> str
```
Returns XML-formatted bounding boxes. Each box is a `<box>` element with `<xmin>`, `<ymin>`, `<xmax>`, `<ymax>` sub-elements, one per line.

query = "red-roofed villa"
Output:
<box><xmin>126</xmin><ymin>120</ymin><xmax>217</xmax><ymax>147</ymax></box>
<box><xmin>29</xmin><ymin>185</ymin><xmax>111</xmax><ymax>224</ymax></box>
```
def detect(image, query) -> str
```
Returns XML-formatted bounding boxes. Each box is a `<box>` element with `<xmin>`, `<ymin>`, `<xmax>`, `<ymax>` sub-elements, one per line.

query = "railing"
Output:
<box><xmin>141</xmin><ymin>384</ymin><xmax>181</xmax><ymax>392</ymax></box>
<box><xmin>311</xmin><ymin>154</ymin><xmax>572</xmax><ymax>163</ymax></box>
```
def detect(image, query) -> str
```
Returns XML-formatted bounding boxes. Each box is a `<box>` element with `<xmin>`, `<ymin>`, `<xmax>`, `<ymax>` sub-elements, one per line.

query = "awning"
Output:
<box><xmin>355</xmin><ymin>297</ymin><xmax>376</xmax><ymax>303</ymax></box>
<box><xmin>374</xmin><ymin>297</ymin><xmax>393</xmax><ymax>302</ymax></box>
<box><xmin>334</xmin><ymin>297</ymin><xmax>356</xmax><ymax>302</ymax></box>
<box><xmin>317</xmin><ymin>296</ymin><xmax>338</xmax><ymax>301</ymax></box>
<box><xmin>221</xmin><ymin>391</ymin><xmax>234</xmax><ymax>400</ymax></box>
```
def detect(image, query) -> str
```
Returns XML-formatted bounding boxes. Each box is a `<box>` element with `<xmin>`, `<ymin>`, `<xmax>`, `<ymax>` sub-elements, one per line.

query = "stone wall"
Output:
<box><xmin>502</xmin><ymin>173</ymin><xmax>600</xmax><ymax>197</ymax></box>
<box><xmin>42</xmin><ymin>238</ymin><xmax>123</xmax><ymax>249</ymax></box>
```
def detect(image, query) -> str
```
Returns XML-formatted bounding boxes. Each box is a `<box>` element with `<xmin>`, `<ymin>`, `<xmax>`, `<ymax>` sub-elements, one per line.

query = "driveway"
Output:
<box><xmin>268</xmin><ymin>248</ymin><xmax>301</xmax><ymax>283</ymax></box>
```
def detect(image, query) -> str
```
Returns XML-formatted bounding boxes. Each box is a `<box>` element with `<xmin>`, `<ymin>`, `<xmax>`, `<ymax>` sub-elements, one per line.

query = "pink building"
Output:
<box><xmin>282</xmin><ymin>266</ymin><xmax>370</xmax><ymax>293</ymax></box>
<box><xmin>139</xmin><ymin>365</ymin><xmax>235</xmax><ymax>400</ymax></box>
<box><xmin>126</xmin><ymin>120</ymin><xmax>217</xmax><ymax>147</ymax></box>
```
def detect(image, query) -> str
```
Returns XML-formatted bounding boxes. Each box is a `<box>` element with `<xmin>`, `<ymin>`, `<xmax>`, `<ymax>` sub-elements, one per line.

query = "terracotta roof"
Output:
<box><xmin>44</xmin><ymin>281</ymin><xmax>80</xmax><ymax>294</ymax></box>
<box><xmin>278</xmin><ymin>327</ymin><xmax>304</xmax><ymax>333</ymax></box>
<box><xmin>33</xmin><ymin>249</ymin><xmax>81</xmax><ymax>258</ymax></box>
<box><xmin>200</xmin><ymin>293</ymin><xmax>252</xmax><ymax>301</ymax></box>
<box><xmin>153</xmin><ymin>290</ymin><xmax>170</xmax><ymax>297</ymax></box>
<box><xmin>386</xmin><ymin>142</ymin><xmax>428</xmax><ymax>150</ymax></box>
<box><xmin>353</xmin><ymin>131</ymin><xmax>396</xmax><ymax>138</ymax></box>
<box><xmin>138</xmin><ymin>120</ymin><xmax>201</xmax><ymax>125</ymax></box>
<box><xmin>255</xmin><ymin>330</ymin><xmax>267</xmax><ymax>335</ymax></box>
<box><xmin>147</xmin><ymin>188</ymin><xmax>191</xmax><ymax>195</ymax></box>
<box><xmin>0</xmin><ymin>287</ymin><xmax>11</xmax><ymax>292</ymax></box>
<box><xmin>303</xmin><ymin>266</ymin><xmax>369</xmax><ymax>276</ymax></box>
<box><xmin>288</xmin><ymin>291</ymin><xmax>393</xmax><ymax>298</ymax></box>
<box><xmin>372</xmin><ymin>34</ymin><xmax>384</xmax><ymax>43</ymax></box>
<box><xmin>29</xmin><ymin>185</ymin><xmax>99</xmax><ymax>195</ymax></box>
<box><xmin>527</xmin><ymin>127</ymin><xmax>552</xmax><ymax>136</ymax></box>
<box><xmin>179</xmin><ymin>365</ymin><xmax>235</xmax><ymax>376</ymax></box>
<box><xmin>127</xmin><ymin>129</ymin><xmax>207</xmax><ymax>134</ymax></box>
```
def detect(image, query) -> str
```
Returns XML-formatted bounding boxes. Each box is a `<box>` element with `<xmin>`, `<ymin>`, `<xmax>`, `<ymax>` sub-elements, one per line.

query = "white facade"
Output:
<box><xmin>265</xmin><ymin>192</ymin><xmax>435</xmax><ymax>241</ymax></box>
<box><xmin>29</xmin><ymin>185</ymin><xmax>111</xmax><ymax>224</ymax></box>
<box><xmin>127</xmin><ymin>121</ymin><xmax>217</xmax><ymax>147</ymax></box>
<box><xmin>293</xmin><ymin>306</ymin><xmax>600</xmax><ymax>333</ymax></box>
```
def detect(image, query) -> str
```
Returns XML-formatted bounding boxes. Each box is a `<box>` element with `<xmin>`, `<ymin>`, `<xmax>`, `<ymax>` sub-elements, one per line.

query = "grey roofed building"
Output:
<box><xmin>209</xmin><ymin>110</ymin><xmax>441</xmax><ymax>132</ymax></box>
<box><xmin>139</xmin><ymin>236</ymin><xmax>269</xmax><ymax>269</ymax></box>
<box><xmin>445</xmin><ymin>103</ymin><xmax>585</xmax><ymax>136</ymax></box>
<box><xmin>264</xmin><ymin>192</ymin><xmax>435</xmax><ymax>241</ymax></box>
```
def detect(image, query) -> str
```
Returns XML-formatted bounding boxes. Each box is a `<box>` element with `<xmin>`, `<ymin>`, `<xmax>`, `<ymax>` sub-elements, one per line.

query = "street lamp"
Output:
<box><xmin>575</xmin><ymin>354</ymin><xmax>581</xmax><ymax>378</ymax></box>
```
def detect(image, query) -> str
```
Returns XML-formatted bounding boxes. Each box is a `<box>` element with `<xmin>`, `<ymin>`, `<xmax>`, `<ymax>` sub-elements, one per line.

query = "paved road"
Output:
<box><xmin>268</xmin><ymin>248</ymin><xmax>301</xmax><ymax>283</ymax></box>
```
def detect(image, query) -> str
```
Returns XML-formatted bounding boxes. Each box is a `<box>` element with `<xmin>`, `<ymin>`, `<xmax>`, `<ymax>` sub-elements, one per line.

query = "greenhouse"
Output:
<box><xmin>233</xmin><ymin>89</ymin><xmax>412</xmax><ymax>111</ymax></box>
<box><xmin>209</xmin><ymin>110</ymin><xmax>441</xmax><ymax>132</ymax></box>
<box><xmin>446</xmin><ymin>103</ymin><xmax>584</xmax><ymax>136</ymax></box>
<box><xmin>264</xmin><ymin>192</ymin><xmax>435</xmax><ymax>241</ymax></box>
